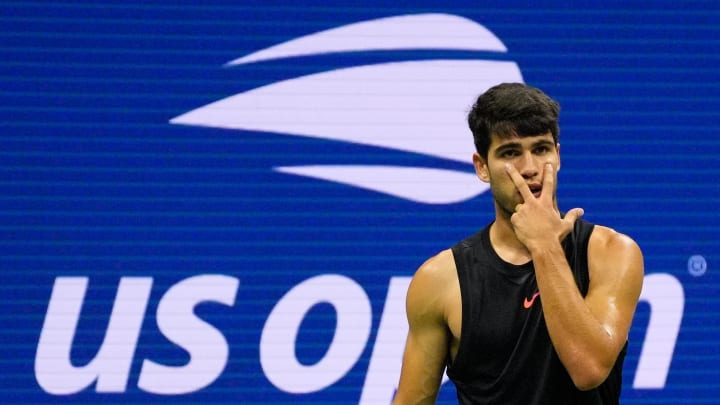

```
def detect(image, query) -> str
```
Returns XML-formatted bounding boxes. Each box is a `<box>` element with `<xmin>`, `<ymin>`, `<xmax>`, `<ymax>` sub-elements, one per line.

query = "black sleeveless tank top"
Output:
<box><xmin>446</xmin><ymin>219</ymin><xmax>625</xmax><ymax>404</ymax></box>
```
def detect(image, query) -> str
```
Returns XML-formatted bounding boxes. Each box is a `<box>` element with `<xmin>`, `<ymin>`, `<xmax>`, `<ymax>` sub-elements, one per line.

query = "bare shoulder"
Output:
<box><xmin>589</xmin><ymin>225</ymin><xmax>643</xmax><ymax>261</ymax></box>
<box><xmin>410</xmin><ymin>249</ymin><xmax>458</xmax><ymax>296</ymax></box>
<box><xmin>587</xmin><ymin>225</ymin><xmax>644</xmax><ymax>292</ymax></box>
<box><xmin>406</xmin><ymin>249</ymin><xmax>458</xmax><ymax>322</ymax></box>
<box><xmin>413</xmin><ymin>249</ymin><xmax>457</xmax><ymax>285</ymax></box>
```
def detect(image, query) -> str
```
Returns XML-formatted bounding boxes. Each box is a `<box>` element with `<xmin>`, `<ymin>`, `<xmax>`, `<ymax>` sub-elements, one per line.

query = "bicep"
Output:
<box><xmin>585</xmin><ymin>229</ymin><xmax>644</xmax><ymax>347</ymax></box>
<box><xmin>395</xmin><ymin>324</ymin><xmax>449</xmax><ymax>403</ymax></box>
<box><xmin>394</xmin><ymin>257</ymin><xmax>452</xmax><ymax>404</ymax></box>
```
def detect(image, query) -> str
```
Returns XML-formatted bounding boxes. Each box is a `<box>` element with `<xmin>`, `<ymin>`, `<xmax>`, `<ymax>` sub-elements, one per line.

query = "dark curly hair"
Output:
<box><xmin>468</xmin><ymin>83</ymin><xmax>560</xmax><ymax>160</ymax></box>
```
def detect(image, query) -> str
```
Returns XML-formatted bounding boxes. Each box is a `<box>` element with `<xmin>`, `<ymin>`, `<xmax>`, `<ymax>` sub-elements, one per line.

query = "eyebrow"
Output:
<box><xmin>493</xmin><ymin>142</ymin><xmax>522</xmax><ymax>157</ymax></box>
<box><xmin>532</xmin><ymin>139</ymin><xmax>556</xmax><ymax>149</ymax></box>
<box><xmin>493</xmin><ymin>139</ymin><xmax>556</xmax><ymax>157</ymax></box>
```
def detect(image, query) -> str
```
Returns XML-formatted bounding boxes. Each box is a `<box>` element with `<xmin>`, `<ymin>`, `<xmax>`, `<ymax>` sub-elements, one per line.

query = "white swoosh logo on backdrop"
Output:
<box><xmin>226</xmin><ymin>13</ymin><xmax>508</xmax><ymax>65</ymax></box>
<box><xmin>170</xmin><ymin>13</ymin><xmax>524</xmax><ymax>204</ymax></box>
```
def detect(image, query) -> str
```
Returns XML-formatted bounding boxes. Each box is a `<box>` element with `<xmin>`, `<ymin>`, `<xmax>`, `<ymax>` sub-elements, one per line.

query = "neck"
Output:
<box><xmin>490</xmin><ymin>205</ymin><xmax>532</xmax><ymax>265</ymax></box>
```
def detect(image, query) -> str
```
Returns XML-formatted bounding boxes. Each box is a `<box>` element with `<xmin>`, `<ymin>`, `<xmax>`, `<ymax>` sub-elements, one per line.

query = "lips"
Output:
<box><xmin>528</xmin><ymin>183</ymin><xmax>542</xmax><ymax>198</ymax></box>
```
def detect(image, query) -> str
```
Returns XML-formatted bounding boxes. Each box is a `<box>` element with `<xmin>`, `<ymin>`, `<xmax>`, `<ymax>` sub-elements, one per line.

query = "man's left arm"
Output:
<box><xmin>506</xmin><ymin>162</ymin><xmax>644</xmax><ymax>390</ymax></box>
<box><xmin>531</xmin><ymin>227</ymin><xmax>644</xmax><ymax>390</ymax></box>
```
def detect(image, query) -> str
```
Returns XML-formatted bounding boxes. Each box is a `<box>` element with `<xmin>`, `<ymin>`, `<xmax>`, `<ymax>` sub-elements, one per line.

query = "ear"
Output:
<box><xmin>473</xmin><ymin>152</ymin><xmax>490</xmax><ymax>183</ymax></box>
<box><xmin>556</xmin><ymin>143</ymin><xmax>561</xmax><ymax>172</ymax></box>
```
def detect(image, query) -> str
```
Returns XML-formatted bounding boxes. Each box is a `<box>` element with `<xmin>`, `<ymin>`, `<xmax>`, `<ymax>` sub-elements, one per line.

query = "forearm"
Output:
<box><xmin>531</xmin><ymin>242</ymin><xmax>617</xmax><ymax>389</ymax></box>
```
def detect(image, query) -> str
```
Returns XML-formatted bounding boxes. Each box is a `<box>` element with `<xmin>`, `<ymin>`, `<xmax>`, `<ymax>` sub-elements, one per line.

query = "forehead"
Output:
<box><xmin>489</xmin><ymin>132</ymin><xmax>555</xmax><ymax>149</ymax></box>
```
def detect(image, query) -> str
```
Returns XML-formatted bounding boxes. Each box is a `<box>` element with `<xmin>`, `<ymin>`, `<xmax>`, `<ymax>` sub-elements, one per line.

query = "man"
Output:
<box><xmin>393</xmin><ymin>83</ymin><xmax>644</xmax><ymax>404</ymax></box>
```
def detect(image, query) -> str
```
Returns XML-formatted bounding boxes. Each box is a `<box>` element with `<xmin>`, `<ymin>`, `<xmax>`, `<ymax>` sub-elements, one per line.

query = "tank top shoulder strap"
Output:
<box><xmin>562</xmin><ymin>218</ymin><xmax>595</xmax><ymax>297</ymax></box>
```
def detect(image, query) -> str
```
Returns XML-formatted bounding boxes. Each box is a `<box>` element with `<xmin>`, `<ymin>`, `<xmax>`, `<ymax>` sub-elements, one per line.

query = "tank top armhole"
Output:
<box><xmin>448</xmin><ymin>243</ymin><xmax>472</xmax><ymax>371</ymax></box>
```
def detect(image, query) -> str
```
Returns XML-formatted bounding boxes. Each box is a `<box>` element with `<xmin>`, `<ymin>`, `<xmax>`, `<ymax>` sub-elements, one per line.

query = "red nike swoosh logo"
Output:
<box><xmin>523</xmin><ymin>291</ymin><xmax>540</xmax><ymax>309</ymax></box>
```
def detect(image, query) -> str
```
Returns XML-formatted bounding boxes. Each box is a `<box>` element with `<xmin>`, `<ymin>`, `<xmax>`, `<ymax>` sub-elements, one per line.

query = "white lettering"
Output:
<box><xmin>260</xmin><ymin>274</ymin><xmax>372</xmax><ymax>393</ymax></box>
<box><xmin>138</xmin><ymin>275</ymin><xmax>239</xmax><ymax>394</ymax></box>
<box><xmin>35</xmin><ymin>272</ymin><xmax>685</xmax><ymax>398</ymax></box>
<box><xmin>360</xmin><ymin>276</ymin><xmax>410</xmax><ymax>404</ymax></box>
<box><xmin>633</xmin><ymin>273</ymin><xmax>685</xmax><ymax>389</ymax></box>
<box><xmin>35</xmin><ymin>277</ymin><xmax>152</xmax><ymax>394</ymax></box>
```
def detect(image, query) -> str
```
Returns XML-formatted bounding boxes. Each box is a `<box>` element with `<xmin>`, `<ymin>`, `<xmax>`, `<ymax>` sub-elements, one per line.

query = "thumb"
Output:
<box><xmin>564</xmin><ymin>208</ymin><xmax>585</xmax><ymax>226</ymax></box>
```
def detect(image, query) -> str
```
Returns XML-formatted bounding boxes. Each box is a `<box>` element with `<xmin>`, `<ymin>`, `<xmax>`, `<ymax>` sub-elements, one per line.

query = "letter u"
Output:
<box><xmin>34</xmin><ymin>277</ymin><xmax>152</xmax><ymax>394</ymax></box>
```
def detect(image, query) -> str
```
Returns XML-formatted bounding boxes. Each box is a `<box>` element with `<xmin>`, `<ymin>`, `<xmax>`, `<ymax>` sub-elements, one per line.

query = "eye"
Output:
<box><xmin>533</xmin><ymin>145</ymin><xmax>551</xmax><ymax>155</ymax></box>
<box><xmin>499</xmin><ymin>149</ymin><xmax>520</xmax><ymax>158</ymax></box>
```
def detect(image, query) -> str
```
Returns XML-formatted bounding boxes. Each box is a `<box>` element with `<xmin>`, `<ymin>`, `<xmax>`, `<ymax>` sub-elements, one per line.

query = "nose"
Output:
<box><xmin>517</xmin><ymin>151</ymin><xmax>540</xmax><ymax>179</ymax></box>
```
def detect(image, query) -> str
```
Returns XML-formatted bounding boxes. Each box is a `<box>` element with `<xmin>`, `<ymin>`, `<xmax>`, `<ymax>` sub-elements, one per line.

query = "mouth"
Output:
<box><xmin>528</xmin><ymin>184</ymin><xmax>542</xmax><ymax>198</ymax></box>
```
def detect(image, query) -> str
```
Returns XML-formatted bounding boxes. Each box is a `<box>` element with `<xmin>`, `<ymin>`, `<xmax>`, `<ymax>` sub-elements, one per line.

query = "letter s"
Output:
<box><xmin>137</xmin><ymin>275</ymin><xmax>239</xmax><ymax>394</ymax></box>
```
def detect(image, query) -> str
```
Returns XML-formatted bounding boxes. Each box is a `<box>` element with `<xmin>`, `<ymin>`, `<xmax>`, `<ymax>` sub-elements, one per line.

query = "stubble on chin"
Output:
<box><xmin>493</xmin><ymin>194</ymin><xmax>518</xmax><ymax>219</ymax></box>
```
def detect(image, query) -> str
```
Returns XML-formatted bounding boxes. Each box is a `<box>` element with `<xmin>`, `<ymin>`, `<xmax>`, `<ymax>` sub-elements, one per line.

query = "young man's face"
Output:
<box><xmin>473</xmin><ymin>132</ymin><xmax>560</xmax><ymax>217</ymax></box>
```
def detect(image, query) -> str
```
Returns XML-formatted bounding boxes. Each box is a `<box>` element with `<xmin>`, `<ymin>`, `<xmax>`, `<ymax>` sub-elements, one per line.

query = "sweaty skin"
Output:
<box><xmin>393</xmin><ymin>134</ymin><xmax>643</xmax><ymax>404</ymax></box>
<box><xmin>504</xmin><ymin>160</ymin><xmax>642</xmax><ymax>389</ymax></box>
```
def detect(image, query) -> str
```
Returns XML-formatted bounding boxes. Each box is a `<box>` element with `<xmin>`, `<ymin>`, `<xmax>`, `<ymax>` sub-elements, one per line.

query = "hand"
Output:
<box><xmin>505</xmin><ymin>163</ymin><xmax>584</xmax><ymax>252</ymax></box>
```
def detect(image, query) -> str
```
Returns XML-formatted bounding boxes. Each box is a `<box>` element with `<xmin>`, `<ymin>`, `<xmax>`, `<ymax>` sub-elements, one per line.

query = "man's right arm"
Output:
<box><xmin>393</xmin><ymin>250</ymin><xmax>454</xmax><ymax>405</ymax></box>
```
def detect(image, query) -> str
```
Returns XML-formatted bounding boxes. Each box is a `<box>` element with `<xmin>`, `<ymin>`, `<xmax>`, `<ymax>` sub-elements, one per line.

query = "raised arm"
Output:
<box><xmin>532</xmin><ymin>226</ymin><xmax>643</xmax><ymax>389</ymax></box>
<box><xmin>506</xmin><ymin>163</ymin><xmax>644</xmax><ymax>389</ymax></box>
<box><xmin>393</xmin><ymin>250</ymin><xmax>456</xmax><ymax>404</ymax></box>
